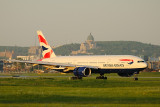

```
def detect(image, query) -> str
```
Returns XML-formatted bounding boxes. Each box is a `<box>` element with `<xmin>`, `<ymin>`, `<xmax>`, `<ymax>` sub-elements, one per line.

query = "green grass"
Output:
<box><xmin>0</xmin><ymin>72</ymin><xmax>160</xmax><ymax>107</ymax></box>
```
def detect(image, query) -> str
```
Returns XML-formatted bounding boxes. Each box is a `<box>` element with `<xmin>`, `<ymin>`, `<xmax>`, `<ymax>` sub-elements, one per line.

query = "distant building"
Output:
<box><xmin>28</xmin><ymin>46</ymin><xmax>42</xmax><ymax>60</ymax></box>
<box><xmin>17</xmin><ymin>56</ymin><xmax>35</xmax><ymax>61</ymax></box>
<box><xmin>139</xmin><ymin>55</ymin><xmax>149</xmax><ymax>61</ymax></box>
<box><xmin>72</xmin><ymin>33</ymin><xmax>97</xmax><ymax>55</ymax></box>
<box><xmin>0</xmin><ymin>60</ymin><xmax>3</xmax><ymax>72</ymax></box>
<box><xmin>28</xmin><ymin>46</ymin><xmax>41</xmax><ymax>56</ymax></box>
<box><xmin>146</xmin><ymin>56</ymin><xmax>160</xmax><ymax>71</ymax></box>
<box><xmin>0</xmin><ymin>50</ymin><xmax>14</xmax><ymax>59</ymax></box>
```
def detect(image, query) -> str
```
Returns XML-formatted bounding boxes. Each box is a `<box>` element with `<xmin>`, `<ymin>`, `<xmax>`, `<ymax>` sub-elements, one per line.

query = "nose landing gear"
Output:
<box><xmin>96</xmin><ymin>73</ymin><xmax>107</xmax><ymax>79</ymax></box>
<box><xmin>134</xmin><ymin>72</ymin><xmax>139</xmax><ymax>81</ymax></box>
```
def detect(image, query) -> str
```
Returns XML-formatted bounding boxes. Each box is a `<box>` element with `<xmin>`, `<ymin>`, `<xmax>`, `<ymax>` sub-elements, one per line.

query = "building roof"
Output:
<box><xmin>87</xmin><ymin>33</ymin><xmax>94</xmax><ymax>41</ymax></box>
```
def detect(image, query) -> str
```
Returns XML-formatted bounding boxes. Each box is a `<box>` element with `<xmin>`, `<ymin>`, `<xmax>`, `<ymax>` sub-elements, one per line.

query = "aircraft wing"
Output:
<box><xmin>7</xmin><ymin>60</ymin><xmax>98</xmax><ymax>69</ymax></box>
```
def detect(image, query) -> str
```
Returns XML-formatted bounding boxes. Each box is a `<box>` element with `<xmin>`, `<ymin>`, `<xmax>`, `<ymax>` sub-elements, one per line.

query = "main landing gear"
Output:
<box><xmin>134</xmin><ymin>72</ymin><xmax>139</xmax><ymax>81</ymax></box>
<box><xmin>96</xmin><ymin>73</ymin><xmax>107</xmax><ymax>79</ymax></box>
<box><xmin>70</xmin><ymin>76</ymin><xmax>83</xmax><ymax>80</ymax></box>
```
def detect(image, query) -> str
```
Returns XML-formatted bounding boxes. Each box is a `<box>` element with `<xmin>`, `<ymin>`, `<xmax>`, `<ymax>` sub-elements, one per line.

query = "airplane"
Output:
<box><xmin>10</xmin><ymin>31</ymin><xmax>148</xmax><ymax>80</ymax></box>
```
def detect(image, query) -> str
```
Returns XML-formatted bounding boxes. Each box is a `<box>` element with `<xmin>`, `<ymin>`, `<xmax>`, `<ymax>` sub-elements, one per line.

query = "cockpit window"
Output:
<box><xmin>137</xmin><ymin>61</ymin><xmax>145</xmax><ymax>63</ymax></box>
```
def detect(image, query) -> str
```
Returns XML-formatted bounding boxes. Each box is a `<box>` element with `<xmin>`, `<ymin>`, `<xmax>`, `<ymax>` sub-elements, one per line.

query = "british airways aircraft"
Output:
<box><xmin>12</xmin><ymin>31</ymin><xmax>148</xmax><ymax>80</ymax></box>
<box><xmin>35</xmin><ymin>31</ymin><xmax>147</xmax><ymax>80</ymax></box>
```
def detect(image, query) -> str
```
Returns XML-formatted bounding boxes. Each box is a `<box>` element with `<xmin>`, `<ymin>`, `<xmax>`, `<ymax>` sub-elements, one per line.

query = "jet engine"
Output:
<box><xmin>73</xmin><ymin>67</ymin><xmax>91</xmax><ymax>77</ymax></box>
<box><xmin>117</xmin><ymin>72</ymin><xmax>134</xmax><ymax>77</ymax></box>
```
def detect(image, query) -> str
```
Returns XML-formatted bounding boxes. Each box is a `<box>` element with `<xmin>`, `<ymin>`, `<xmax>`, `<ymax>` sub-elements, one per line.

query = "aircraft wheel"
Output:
<box><xmin>96</xmin><ymin>76</ymin><xmax>107</xmax><ymax>79</ymax></box>
<box><xmin>71</xmin><ymin>77</ymin><xmax>78</xmax><ymax>80</ymax></box>
<box><xmin>78</xmin><ymin>76</ymin><xmax>82</xmax><ymax>79</ymax></box>
<box><xmin>96</xmin><ymin>77</ymin><xmax>100</xmax><ymax>79</ymax></box>
<box><xmin>134</xmin><ymin>77</ymin><xmax>138</xmax><ymax>81</ymax></box>
<box><xmin>70</xmin><ymin>76</ymin><xmax>83</xmax><ymax>80</ymax></box>
<box><xmin>104</xmin><ymin>76</ymin><xmax>107</xmax><ymax>79</ymax></box>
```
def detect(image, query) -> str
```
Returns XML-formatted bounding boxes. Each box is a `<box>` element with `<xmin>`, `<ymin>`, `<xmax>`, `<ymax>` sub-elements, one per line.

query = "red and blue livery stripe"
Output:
<box><xmin>120</xmin><ymin>59</ymin><xmax>134</xmax><ymax>64</ymax></box>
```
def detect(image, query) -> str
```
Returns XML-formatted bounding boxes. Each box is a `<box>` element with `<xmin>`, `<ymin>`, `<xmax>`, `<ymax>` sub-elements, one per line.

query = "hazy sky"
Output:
<box><xmin>0</xmin><ymin>0</ymin><xmax>160</xmax><ymax>46</ymax></box>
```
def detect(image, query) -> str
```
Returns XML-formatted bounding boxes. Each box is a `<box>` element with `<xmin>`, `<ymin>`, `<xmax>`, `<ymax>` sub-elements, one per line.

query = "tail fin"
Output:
<box><xmin>37</xmin><ymin>30</ymin><xmax>56</xmax><ymax>58</ymax></box>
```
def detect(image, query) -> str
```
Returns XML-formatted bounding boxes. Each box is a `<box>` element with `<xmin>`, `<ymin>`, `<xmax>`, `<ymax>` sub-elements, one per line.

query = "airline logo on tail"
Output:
<box><xmin>37</xmin><ymin>31</ymin><xmax>56</xmax><ymax>59</ymax></box>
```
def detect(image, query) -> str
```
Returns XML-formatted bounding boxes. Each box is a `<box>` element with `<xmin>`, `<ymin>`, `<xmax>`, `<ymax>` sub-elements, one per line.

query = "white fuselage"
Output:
<box><xmin>42</xmin><ymin>55</ymin><xmax>147</xmax><ymax>70</ymax></box>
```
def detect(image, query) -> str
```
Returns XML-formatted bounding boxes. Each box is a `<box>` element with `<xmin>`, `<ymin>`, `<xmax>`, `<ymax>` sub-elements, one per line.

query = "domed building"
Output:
<box><xmin>72</xmin><ymin>33</ymin><xmax>96</xmax><ymax>55</ymax></box>
<box><xmin>87</xmin><ymin>33</ymin><xmax>94</xmax><ymax>42</ymax></box>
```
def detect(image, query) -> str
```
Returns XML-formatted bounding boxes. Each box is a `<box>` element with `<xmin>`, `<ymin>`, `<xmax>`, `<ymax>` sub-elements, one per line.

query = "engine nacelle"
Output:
<box><xmin>73</xmin><ymin>67</ymin><xmax>91</xmax><ymax>77</ymax></box>
<box><xmin>117</xmin><ymin>72</ymin><xmax>134</xmax><ymax>77</ymax></box>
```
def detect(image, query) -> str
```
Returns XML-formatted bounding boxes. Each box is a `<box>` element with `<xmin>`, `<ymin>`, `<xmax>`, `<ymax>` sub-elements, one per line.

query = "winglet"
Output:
<box><xmin>37</xmin><ymin>30</ymin><xmax>56</xmax><ymax>58</ymax></box>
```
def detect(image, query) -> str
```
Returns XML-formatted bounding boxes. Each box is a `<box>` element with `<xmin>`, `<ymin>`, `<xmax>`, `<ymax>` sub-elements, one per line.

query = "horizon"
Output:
<box><xmin>0</xmin><ymin>40</ymin><xmax>159</xmax><ymax>47</ymax></box>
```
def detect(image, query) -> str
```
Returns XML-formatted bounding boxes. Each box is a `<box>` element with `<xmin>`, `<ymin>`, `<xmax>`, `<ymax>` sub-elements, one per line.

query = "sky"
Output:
<box><xmin>0</xmin><ymin>0</ymin><xmax>160</xmax><ymax>47</ymax></box>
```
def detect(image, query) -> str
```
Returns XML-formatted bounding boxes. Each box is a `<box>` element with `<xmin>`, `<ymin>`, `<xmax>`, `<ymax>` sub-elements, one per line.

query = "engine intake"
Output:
<box><xmin>73</xmin><ymin>67</ymin><xmax>91</xmax><ymax>77</ymax></box>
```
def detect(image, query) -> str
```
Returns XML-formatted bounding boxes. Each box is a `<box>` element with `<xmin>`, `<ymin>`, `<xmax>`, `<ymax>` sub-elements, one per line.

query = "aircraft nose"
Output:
<box><xmin>143</xmin><ymin>62</ymin><xmax>148</xmax><ymax>68</ymax></box>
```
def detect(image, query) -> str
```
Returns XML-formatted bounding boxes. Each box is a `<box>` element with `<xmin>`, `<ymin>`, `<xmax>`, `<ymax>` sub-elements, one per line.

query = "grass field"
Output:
<box><xmin>0</xmin><ymin>72</ymin><xmax>160</xmax><ymax>107</ymax></box>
